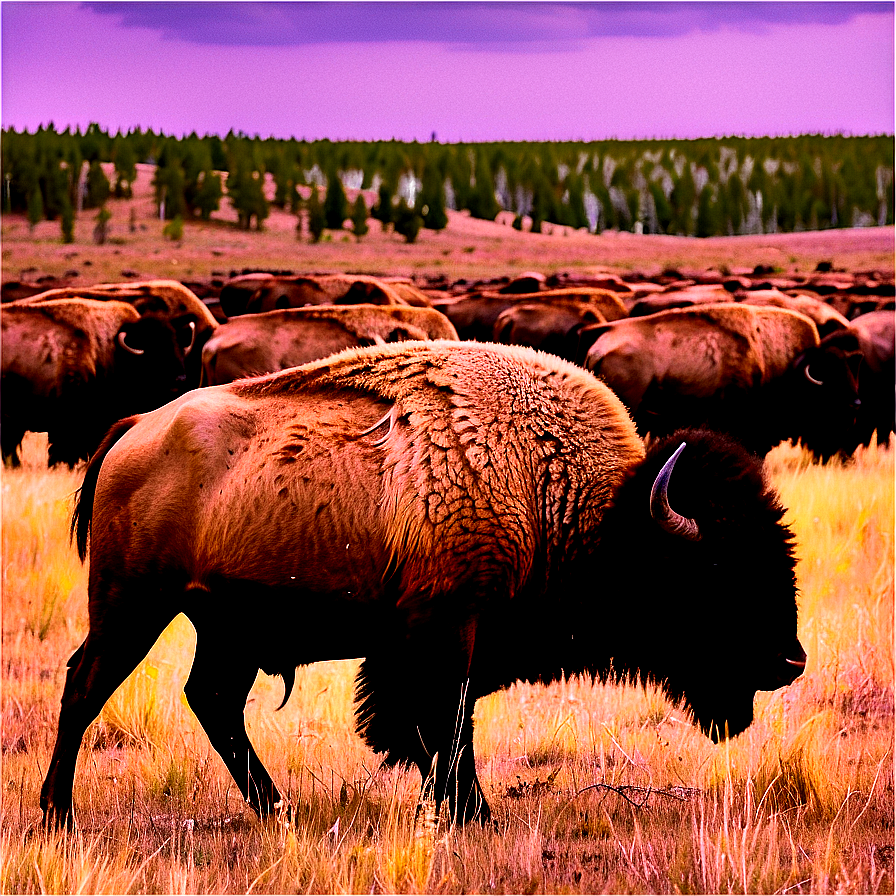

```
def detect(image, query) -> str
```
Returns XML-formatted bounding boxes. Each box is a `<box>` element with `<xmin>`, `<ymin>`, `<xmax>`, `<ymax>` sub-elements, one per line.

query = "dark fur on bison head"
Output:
<box><xmin>591</xmin><ymin>427</ymin><xmax>802</xmax><ymax>740</ymax></box>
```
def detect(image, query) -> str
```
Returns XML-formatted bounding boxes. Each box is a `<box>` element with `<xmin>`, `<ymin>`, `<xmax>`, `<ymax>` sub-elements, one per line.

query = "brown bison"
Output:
<box><xmin>737</xmin><ymin>290</ymin><xmax>850</xmax><ymax>338</ymax></box>
<box><xmin>492</xmin><ymin>301</ymin><xmax>607</xmax><ymax>361</ymax></box>
<box><xmin>219</xmin><ymin>273</ymin><xmax>425</xmax><ymax>317</ymax></box>
<box><xmin>17</xmin><ymin>280</ymin><xmax>218</xmax><ymax>388</ymax></box>
<box><xmin>581</xmin><ymin>303</ymin><xmax>861</xmax><ymax>457</ymax></box>
<box><xmin>41</xmin><ymin>341</ymin><xmax>805</xmax><ymax>829</ymax></box>
<box><xmin>200</xmin><ymin>304</ymin><xmax>458</xmax><ymax>385</ymax></box>
<box><xmin>1</xmin><ymin>298</ymin><xmax>197</xmax><ymax>467</ymax></box>
<box><xmin>433</xmin><ymin>287</ymin><xmax>628</xmax><ymax>342</ymax></box>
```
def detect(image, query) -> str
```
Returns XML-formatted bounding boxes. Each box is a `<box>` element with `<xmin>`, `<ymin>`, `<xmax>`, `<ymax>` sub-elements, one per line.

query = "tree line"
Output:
<box><xmin>2</xmin><ymin>123</ymin><xmax>893</xmax><ymax>243</ymax></box>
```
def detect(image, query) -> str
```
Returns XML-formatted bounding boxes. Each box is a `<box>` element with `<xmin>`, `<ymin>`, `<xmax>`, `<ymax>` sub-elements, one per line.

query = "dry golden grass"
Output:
<box><xmin>1</xmin><ymin>431</ymin><xmax>892</xmax><ymax>894</ymax></box>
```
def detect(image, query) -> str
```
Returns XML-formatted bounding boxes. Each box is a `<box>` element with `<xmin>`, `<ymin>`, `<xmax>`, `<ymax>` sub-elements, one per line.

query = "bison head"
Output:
<box><xmin>114</xmin><ymin>312</ymin><xmax>196</xmax><ymax>411</ymax></box>
<box><xmin>787</xmin><ymin>333</ymin><xmax>864</xmax><ymax>461</ymax></box>
<box><xmin>598</xmin><ymin>428</ymin><xmax>805</xmax><ymax>741</ymax></box>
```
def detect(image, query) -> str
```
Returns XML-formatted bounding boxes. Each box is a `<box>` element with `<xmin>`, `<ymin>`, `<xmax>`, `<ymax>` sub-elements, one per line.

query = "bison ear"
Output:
<box><xmin>650</xmin><ymin>442</ymin><xmax>701</xmax><ymax>541</ymax></box>
<box><xmin>117</xmin><ymin>329</ymin><xmax>145</xmax><ymax>356</ymax></box>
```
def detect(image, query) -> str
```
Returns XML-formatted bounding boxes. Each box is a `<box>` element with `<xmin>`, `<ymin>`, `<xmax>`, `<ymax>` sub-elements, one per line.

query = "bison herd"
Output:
<box><xmin>3</xmin><ymin>269</ymin><xmax>892</xmax><ymax>468</ymax></box>
<box><xmin>2</xmin><ymin>268</ymin><xmax>890</xmax><ymax>828</ymax></box>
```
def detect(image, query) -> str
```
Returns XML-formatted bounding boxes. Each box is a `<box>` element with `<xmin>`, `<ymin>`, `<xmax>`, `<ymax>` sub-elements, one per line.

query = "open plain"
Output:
<box><xmin>1</xmin><ymin>169</ymin><xmax>894</xmax><ymax>894</ymax></box>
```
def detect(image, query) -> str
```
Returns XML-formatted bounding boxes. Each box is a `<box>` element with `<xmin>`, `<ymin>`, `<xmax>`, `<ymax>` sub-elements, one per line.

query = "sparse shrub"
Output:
<box><xmin>163</xmin><ymin>215</ymin><xmax>184</xmax><ymax>241</ymax></box>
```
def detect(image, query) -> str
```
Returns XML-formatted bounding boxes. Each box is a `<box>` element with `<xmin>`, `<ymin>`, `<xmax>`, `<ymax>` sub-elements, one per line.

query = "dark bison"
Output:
<box><xmin>581</xmin><ymin>303</ymin><xmax>861</xmax><ymax>457</ymax></box>
<box><xmin>200</xmin><ymin>304</ymin><xmax>458</xmax><ymax>385</ymax></box>
<box><xmin>1</xmin><ymin>298</ymin><xmax>197</xmax><ymax>467</ymax></box>
<box><xmin>41</xmin><ymin>341</ymin><xmax>805</xmax><ymax>828</ymax></box>
<box><xmin>17</xmin><ymin>280</ymin><xmax>218</xmax><ymax>388</ymax></box>
<box><xmin>811</xmin><ymin>309</ymin><xmax>895</xmax><ymax>453</ymax></box>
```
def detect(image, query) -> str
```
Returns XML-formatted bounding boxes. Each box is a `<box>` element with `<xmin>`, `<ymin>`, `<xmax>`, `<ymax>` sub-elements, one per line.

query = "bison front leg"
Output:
<box><xmin>183</xmin><ymin>619</ymin><xmax>282</xmax><ymax>819</ymax></box>
<box><xmin>420</xmin><ymin>679</ymin><xmax>490</xmax><ymax>826</ymax></box>
<box><xmin>355</xmin><ymin>616</ymin><xmax>490</xmax><ymax>825</ymax></box>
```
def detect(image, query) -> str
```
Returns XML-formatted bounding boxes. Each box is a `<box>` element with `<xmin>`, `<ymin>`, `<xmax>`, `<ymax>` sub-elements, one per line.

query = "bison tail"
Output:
<box><xmin>70</xmin><ymin>416</ymin><xmax>140</xmax><ymax>562</ymax></box>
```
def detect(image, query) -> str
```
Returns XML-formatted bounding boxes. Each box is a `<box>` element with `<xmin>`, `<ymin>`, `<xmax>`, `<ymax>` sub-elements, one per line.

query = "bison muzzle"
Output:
<box><xmin>40</xmin><ymin>341</ymin><xmax>805</xmax><ymax>828</ymax></box>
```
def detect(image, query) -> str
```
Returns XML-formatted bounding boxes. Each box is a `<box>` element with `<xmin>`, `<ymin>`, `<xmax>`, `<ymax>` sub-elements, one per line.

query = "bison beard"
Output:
<box><xmin>40</xmin><ymin>341</ymin><xmax>804</xmax><ymax>829</ymax></box>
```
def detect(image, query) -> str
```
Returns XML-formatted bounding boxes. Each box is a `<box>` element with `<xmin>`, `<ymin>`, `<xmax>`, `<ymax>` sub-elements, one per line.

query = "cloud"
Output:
<box><xmin>79</xmin><ymin>1</ymin><xmax>893</xmax><ymax>48</ymax></box>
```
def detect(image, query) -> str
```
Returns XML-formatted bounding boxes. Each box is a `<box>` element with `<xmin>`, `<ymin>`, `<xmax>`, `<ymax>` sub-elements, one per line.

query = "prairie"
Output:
<box><xmin>2</xmin><ymin>165</ymin><xmax>894</xmax><ymax>891</ymax></box>
<box><xmin>1</xmin><ymin>432</ymin><xmax>892</xmax><ymax>894</ymax></box>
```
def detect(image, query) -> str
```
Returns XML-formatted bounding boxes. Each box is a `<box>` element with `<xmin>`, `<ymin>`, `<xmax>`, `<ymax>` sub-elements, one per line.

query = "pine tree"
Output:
<box><xmin>85</xmin><ymin>160</ymin><xmax>111</xmax><ymax>209</ymax></box>
<box><xmin>226</xmin><ymin>154</ymin><xmax>269</xmax><ymax>230</ymax></box>
<box><xmin>60</xmin><ymin>197</ymin><xmax>74</xmax><ymax>243</ymax></box>
<box><xmin>372</xmin><ymin>182</ymin><xmax>394</xmax><ymax>230</ymax></box>
<box><xmin>112</xmin><ymin>137</ymin><xmax>137</xmax><ymax>198</ymax></box>
<box><xmin>307</xmin><ymin>188</ymin><xmax>326</xmax><ymax>242</ymax></box>
<box><xmin>351</xmin><ymin>194</ymin><xmax>369</xmax><ymax>240</ymax></box>
<box><xmin>467</xmin><ymin>150</ymin><xmax>501</xmax><ymax>221</ymax></box>
<box><xmin>323</xmin><ymin>171</ymin><xmax>348</xmax><ymax>230</ymax></box>
<box><xmin>420</xmin><ymin>161</ymin><xmax>448</xmax><ymax>230</ymax></box>
<box><xmin>393</xmin><ymin>198</ymin><xmax>422</xmax><ymax>243</ymax></box>
<box><xmin>194</xmin><ymin>170</ymin><xmax>223</xmax><ymax>220</ymax></box>
<box><xmin>27</xmin><ymin>184</ymin><xmax>44</xmax><ymax>231</ymax></box>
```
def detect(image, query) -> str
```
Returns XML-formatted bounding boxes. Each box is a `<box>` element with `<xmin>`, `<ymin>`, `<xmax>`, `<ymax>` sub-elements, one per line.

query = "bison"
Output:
<box><xmin>433</xmin><ymin>287</ymin><xmax>628</xmax><ymax>342</ymax></box>
<box><xmin>219</xmin><ymin>273</ymin><xmax>425</xmax><ymax>317</ymax></box>
<box><xmin>41</xmin><ymin>341</ymin><xmax>805</xmax><ymax>829</ymax></box>
<box><xmin>810</xmin><ymin>309</ymin><xmax>895</xmax><ymax>454</ymax></box>
<box><xmin>1</xmin><ymin>298</ymin><xmax>197</xmax><ymax>467</ymax></box>
<box><xmin>16</xmin><ymin>280</ymin><xmax>218</xmax><ymax>388</ymax></box>
<box><xmin>580</xmin><ymin>303</ymin><xmax>862</xmax><ymax>457</ymax></box>
<box><xmin>492</xmin><ymin>301</ymin><xmax>607</xmax><ymax>361</ymax></box>
<box><xmin>200</xmin><ymin>304</ymin><xmax>459</xmax><ymax>385</ymax></box>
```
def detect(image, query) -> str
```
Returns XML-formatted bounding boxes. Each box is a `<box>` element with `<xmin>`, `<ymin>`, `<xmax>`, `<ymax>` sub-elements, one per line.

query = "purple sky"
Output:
<box><xmin>2</xmin><ymin>2</ymin><xmax>893</xmax><ymax>142</ymax></box>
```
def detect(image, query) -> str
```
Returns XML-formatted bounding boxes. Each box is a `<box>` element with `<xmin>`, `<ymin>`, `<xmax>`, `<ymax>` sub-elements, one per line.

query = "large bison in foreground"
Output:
<box><xmin>41</xmin><ymin>341</ymin><xmax>805</xmax><ymax>828</ymax></box>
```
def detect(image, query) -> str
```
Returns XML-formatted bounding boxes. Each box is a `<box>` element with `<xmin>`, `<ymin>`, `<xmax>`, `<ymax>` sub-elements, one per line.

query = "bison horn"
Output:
<box><xmin>786</xmin><ymin>656</ymin><xmax>807</xmax><ymax>668</ymax></box>
<box><xmin>117</xmin><ymin>331</ymin><xmax>144</xmax><ymax>355</ymax></box>
<box><xmin>183</xmin><ymin>320</ymin><xmax>196</xmax><ymax>354</ymax></box>
<box><xmin>650</xmin><ymin>442</ymin><xmax>701</xmax><ymax>542</ymax></box>
<box><xmin>804</xmin><ymin>364</ymin><xmax>823</xmax><ymax>386</ymax></box>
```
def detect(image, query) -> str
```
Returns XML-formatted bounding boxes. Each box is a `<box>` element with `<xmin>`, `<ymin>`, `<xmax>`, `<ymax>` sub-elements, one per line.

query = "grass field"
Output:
<box><xmin>1</xmin><ymin>431</ymin><xmax>892</xmax><ymax>894</ymax></box>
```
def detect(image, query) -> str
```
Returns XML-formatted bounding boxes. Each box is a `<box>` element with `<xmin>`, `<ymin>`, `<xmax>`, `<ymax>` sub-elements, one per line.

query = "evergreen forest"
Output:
<box><xmin>2</xmin><ymin>124</ymin><xmax>893</xmax><ymax>240</ymax></box>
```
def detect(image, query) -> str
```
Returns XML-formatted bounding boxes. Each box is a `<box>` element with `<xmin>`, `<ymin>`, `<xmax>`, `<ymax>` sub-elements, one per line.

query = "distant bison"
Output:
<box><xmin>200</xmin><ymin>304</ymin><xmax>458</xmax><ymax>385</ymax></box>
<box><xmin>17</xmin><ymin>280</ymin><xmax>218</xmax><ymax>388</ymax></box>
<box><xmin>492</xmin><ymin>301</ymin><xmax>607</xmax><ymax>361</ymax></box>
<box><xmin>1</xmin><ymin>298</ymin><xmax>197</xmax><ymax>467</ymax></box>
<box><xmin>219</xmin><ymin>273</ymin><xmax>428</xmax><ymax>317</ymax></box>
<box><xmin>581</xmin><ymin>303</ymin><xmax>861</xmax><ymax>457</ymax></box>
<box><xmin>433</xmin><ymin>287</ymin><xmax>628</xmax><ymax>342</ymax></box>
<box><xmin>42</xmin><ymin>341</ymin><xmax>805</xmax><ymax>829</ymax></box>
<box><xmin>738</xmin><ymin>290</ymin><xmax>850</xmax><ymax>338</ymax></box>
